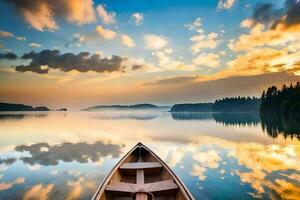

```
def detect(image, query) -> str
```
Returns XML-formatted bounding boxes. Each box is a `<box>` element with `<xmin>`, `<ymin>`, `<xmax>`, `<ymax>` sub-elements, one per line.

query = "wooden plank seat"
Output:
<box><xmin>106</xmin><ymin>180</ymin><xmax>178</xmax><ymax>193</ymax></box>
<box><xmin>120</xmin><ymin>162</ymin><xmax>162</xmax><ymax>170</ymax></box>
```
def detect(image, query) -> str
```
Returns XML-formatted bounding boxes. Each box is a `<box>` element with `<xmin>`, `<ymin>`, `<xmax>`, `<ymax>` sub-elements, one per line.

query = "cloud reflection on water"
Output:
<box><xmin>0</xmin><ymin>111</ymin><xmax>299</xmax><ymax>199</ymax></box>
<box><xmin>15</xmin><ymin>142</ymin><xmax>123</xmax><ymax>166</ymax></box>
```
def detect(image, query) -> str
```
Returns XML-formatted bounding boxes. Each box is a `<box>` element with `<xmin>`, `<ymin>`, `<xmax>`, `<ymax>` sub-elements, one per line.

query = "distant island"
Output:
<box><xmin>83</xmin><ymin>104</ymin><xmax>170</xmax><ymax>111</ymax></box>
<box><xmin>170</xmin><ymin>97</ymin><xmax>260</xmax><ymax>113</ymax></box>
<box><xmin>57</xmin><ymin>108</ymin><xmax>68</xmax><ymax>111</ymax></box>
<box><xmin>0</xmin><ymin>102</ymin><xmax>67</xmax><ymax>112</ymax></box>
<box><xmin>171</xmin><ymin>103</ymin><xmax>213</xmax><ymax>112</ymax></box>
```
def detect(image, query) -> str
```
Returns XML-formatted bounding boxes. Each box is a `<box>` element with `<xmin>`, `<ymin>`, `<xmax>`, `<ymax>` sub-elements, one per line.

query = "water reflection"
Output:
<box><xmin>213</xmin><ymin>113</ymin><xmax>260</xmax><ymax>127</ymax></box>
<box><xmin>0</xmin><ymin>111</ymin><xmax>299</xmax><ymax>200</ymax></box>
<box><xmin>171</xmin><ymin>112</ymin><xmax>213</xmax><ymax>120</ymax></box>
<box><xmin>172</xmin><ymin>112</ymin><xmax>300</xmax><ymax>140</ymax></box>
<box><xmin>0</xmin><ymin>113</ymin><xmax>49</xmax><ymax>120</ymax></box>
<box><xmin>15</xmin><ymin>142</ymin><xmax>123</xmax><ymax>166</ymax></box>
<box><xmin>90</xmin><ymin>111</ymin><xmax>159</xmax><ymax>120</ymax></box>
<box><xmin>261</xmin><ymin>113</ymin><xmax>300</xmax><ymax>140</ymax></box>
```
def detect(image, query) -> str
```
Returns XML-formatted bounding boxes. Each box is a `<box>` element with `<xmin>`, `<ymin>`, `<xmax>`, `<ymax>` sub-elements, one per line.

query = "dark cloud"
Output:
<box><xmin>143</xmin><ymin>76</ymin><xmax>198</xmax><ymax>86</ymax></box>
<box><xmin>15</xmin><ymin>50</ymin><xmax>129</xmax><ymax>74</ymax></box>
<box><xmin>15</xmin><ymin>141</ymin><xmax>122</xmax><ymax>166</ymax></box>
<box><xmin>131</xmin><ymin>64</ymin><xmax>145</xmax><ymax>70</ymax></box>
<box><xmin>0</xmin><ymin>158</ymin><xmax>16</xmax><ymax>165</ymax></box>
<box><xmin>252</xmin><ymin>3</ymin><xmax>283</xmax><ymax>25</ymax></box>
<box><xmin>0</xmin><ymin>52</ymin><xmax>18</xmax><ymax>60</ymax></box>
<box><xmin>284</xmin><ymin>0</ymin><xmax>300</xmax><ymax>26</ymax></box>
<box><xmin>251</xmin><ymin>0</ymin><xmax>300</xmax><ymax>28</ymax></box>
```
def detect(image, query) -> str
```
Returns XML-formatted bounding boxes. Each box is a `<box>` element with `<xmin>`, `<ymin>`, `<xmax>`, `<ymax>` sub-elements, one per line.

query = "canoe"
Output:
<box><xmin>92</xmin><ymin>142</ymin><xmax>194</xmax><ymax>200</ymax></box>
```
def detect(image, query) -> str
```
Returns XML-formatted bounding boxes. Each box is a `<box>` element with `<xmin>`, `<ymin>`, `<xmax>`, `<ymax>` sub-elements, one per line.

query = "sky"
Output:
<box><xmin>0</xmin><ymin>0</ymin><xmax>300</xmax><ymax>109</ymax></box>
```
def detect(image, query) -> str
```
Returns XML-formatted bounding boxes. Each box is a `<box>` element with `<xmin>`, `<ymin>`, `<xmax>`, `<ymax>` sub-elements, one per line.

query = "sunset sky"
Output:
<box><xmin>0</xmin><ymin>0</ymin><xmax>300</xmax><ymax>109</ymax></box>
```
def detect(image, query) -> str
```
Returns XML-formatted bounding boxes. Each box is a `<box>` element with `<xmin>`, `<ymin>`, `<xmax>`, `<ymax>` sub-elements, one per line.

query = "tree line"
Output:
<box><xmin>171</xmin><ymin>97</ymin><xmax>260</xmax><ymax>112</ymax></box>
<box><xmin>260</xmin><ymin>82</ymin><xmax>300</xmax><ymax>115</ymax></box>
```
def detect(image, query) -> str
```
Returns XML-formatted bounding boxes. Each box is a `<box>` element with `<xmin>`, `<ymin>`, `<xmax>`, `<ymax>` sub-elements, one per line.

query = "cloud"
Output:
<box><xmin>226</xmin><ymin>45</ymin><xmax>300</xmax><ymax>77</ymax></box>
<box><xmin>6</xmin><ymin>0</ymin><xmax>96</xmax><ymax>31</ymax></box>
<box><xmin>190</xmin><ymin>32</ymin><xmax>218</xmax><ymax>54</ymax></box>
<box><xmin>122</xmin><ymin>56</ymin><xmax>153</xmax><ymax>71</ymax></box>
<box><xmin>186</xmin><ymin>18</ymin><xmax>219</xmax><ymax>54</ymax></box>
<box><xmin>185</xmin><ymin>17</ymin><xmax>202</xmax><ymax>31</ymax></box>
<box><xmin>16</xmin><ymin>36</ymin><xmax>26</xmax><ymax>41</ymax></box>
<box><xmin>120</xmin><ymin>34</ymin><xmax>136</xmax><ymax>48</ymax></box>
<box><xmin>95</xmin><ymin>26</ymin><xmax>117</xmax><ymax>40</ymax></box>
<box><xmin>228</xmin><ymin>1</ymin><xmax>300</xmax><ymax>77</ymax></box>
<box><xmin>144</xmin><ymin>34</ymin><xmax>168</xmax><ymax>50</ymax></box>
<box><xmin>152</xmin><ymin>48</ymin><xmax>186</xmax><ymax>71</ymax></box>
<box><xmin>0</xmin><ymin>30</ymin><xmax>26</xmax><ymax>42</ymax></box>
<box><xmin>155</xmin><ymin>49</ymin><xmax>172</xmax><ymax>67</ymax></box>
<box><xmin>251</xmin><ymin>3</ymin><xmax>282</xmax><ymax>27</ymax></box>
<box><xmin>29</xmin><ymin>43</ymin><xmax>42</xmax><ymax>48</ymax></box>
<box><xmin>143</xmin><ymin>76</ymin><xmax>198</xmax><ymax>86</ymax></box>
<box><xmin>14</xmin><ymin>49</ymin><xmax>140</xmax><ymax>74</ymax></box>
<box><xmin>0</xmin><ymin>30</ymin><xmax>14</xmax><ymax>38</ymax></box>
<box><xmin>249</xmin><ymin>1</ymin><xmax>300</xmax><ymax>29</ymax></box>
<box><xmin>131</xmin><ymin>13</ymin><xmax>144</xmax><ymax>26</ymax></box>
<box><xmin>217</xmin><ymin>0</ymin><xmax>237</xmax><ymax>10</ymax></box>
<box><xmin>62</xmin><ymin>0</ymin><xmax>95</xmax><ymax>25</ymax></box>
<box><xmin>96</xmin><ymin>5</ymin><xmax>116</xmax><ymax>25</ymax></box>
<box><xmin>240</xmin><ymin>18</ymin><xmax>254</xmax><ymax>28</ymax></box>
<box><xmin>0</xmin><ymin>52</ymin><xmax>18</xmax><ymax>60</ymax></box>
<box><xmin>241</xmin><ymin>1</ymin><xmax>300</xmax><ymax>30</ymax></box>
<box><xmin>224</xmin><ymin>48</ymin><xmax>290</xmax><ymax>76</ymax></box>
<box><xmin>193</xmin><ymin>53</ymin><xmax>221</xmax><ymax>68</ymax></box>
<box><xmin>23</xmin><ymin>184</ymin><xmax>54</xmax><ymax>200</ymax></box>
<box><xmin>15</xmin><ymin>141</ymin><xmax>122</xmax><ymax>165</ymax></box>
<box><xmin>6</xmin><ymin>0</ymin><xmax>58</xmax><ymax>31</ymax></box>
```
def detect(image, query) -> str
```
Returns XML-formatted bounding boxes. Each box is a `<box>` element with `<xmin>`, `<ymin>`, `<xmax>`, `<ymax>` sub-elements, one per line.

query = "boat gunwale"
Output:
<box><xmin>91</xmin><ymin>142</ymin><xmax>195</xmax><ymax>200</ymax></box>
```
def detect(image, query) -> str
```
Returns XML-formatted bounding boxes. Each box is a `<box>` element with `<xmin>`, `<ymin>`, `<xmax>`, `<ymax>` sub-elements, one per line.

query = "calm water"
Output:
<box><xmin>0</xmin><ymin>111</ymin><xmax>299</xmax><ymax>200</ymax></box>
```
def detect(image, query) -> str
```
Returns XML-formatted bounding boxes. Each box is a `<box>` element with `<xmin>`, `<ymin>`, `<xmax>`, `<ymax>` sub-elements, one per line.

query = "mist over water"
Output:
<box><xmin>0</xmin><ymin>111</ymin><xmax>299</xmax><ymax>200</ymax></box>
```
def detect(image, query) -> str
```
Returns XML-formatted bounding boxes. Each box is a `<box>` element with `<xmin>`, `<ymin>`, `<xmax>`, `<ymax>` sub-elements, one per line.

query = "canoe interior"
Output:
<box><xmin>94</xmin><ymin>143</ymin><xmax>193</xmax><ymax>200</ymax></box>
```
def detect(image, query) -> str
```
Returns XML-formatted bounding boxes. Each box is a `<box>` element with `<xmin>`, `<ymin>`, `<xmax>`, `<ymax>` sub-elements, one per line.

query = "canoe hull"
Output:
<box><xmin>92</xmin><ymin>142</ymin><xmax>194</xmax><ymax>200</ymax></box>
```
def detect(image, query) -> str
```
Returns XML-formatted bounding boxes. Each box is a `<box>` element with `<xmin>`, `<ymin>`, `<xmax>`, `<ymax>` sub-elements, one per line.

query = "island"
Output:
<box><xmin>83</xmin><ymin>104</ymin><xmax>169</xmax><ymax>111</ymax></box>
<box><xmin>57</xmin><ymin>108</ymin><xmax>68</xmax><ymax>111</ymax></box>
<box><xmin>170</xmin><ymin>103</ymin><xmax>213</xmax><ymax>112</ymax></box>
<box><xmin>0</xmin><ymin>102</ymin><xmax>50</xmax><ymax>111</ymax></box>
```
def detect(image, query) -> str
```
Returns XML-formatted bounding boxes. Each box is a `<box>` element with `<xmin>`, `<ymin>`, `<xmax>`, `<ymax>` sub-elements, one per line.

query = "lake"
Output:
<box><xmin>0</xmin><ymin>111</ymin><xmax>299</xmax><ymax>200</ymax></box>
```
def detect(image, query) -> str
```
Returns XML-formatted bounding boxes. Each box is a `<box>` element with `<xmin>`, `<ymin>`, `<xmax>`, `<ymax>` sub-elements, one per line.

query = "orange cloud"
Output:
<box><xmin>7</xmin><ymin>0</ymin><xmax>95</xmax><ymax>31</ymax></box>
<box><xmin>95</xmin><ymin>26</ymin><xmax>117</xmax><ymax>40</ymax></box>
<box><xmin>230</xmin><ymin>23</ymin><xmax>300</xmax><ymax>51</ymax></box>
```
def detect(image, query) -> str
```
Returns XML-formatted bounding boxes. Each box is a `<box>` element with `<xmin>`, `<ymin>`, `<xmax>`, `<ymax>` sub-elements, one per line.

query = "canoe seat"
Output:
<box><xmin>106</xmin><ymin>180</ymin><xmax>178</xmax><ymax>193</ymax></box>
<box><xmin>120</xmin><ymin>162</ymin><xmax>162</xmax><ymax>170</ymax></box>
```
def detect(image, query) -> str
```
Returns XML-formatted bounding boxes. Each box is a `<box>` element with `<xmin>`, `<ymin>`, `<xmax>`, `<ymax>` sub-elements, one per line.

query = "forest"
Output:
<box><xmin>260</xmin><ymin>82</ymin><xmax>300</xmax><ymax>115</ymax></box>
<box><xmin>213</xmin><ymin>97</ymin><xmax>261</xmax><ymax>112</ymax></box>
<box><xmin>171</xmin><ymin>97</ymin><xmax>261</xmax><ymax>112</ymax></box>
